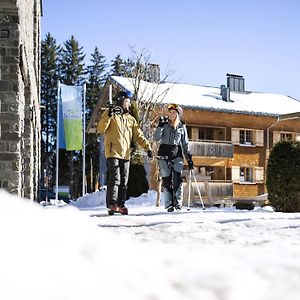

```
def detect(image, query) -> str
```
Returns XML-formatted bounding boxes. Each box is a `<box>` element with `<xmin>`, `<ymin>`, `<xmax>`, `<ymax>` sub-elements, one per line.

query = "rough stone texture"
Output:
<box><xmin>0</xmin><ymin>0</ymin><xmax>41</xmax><ymax>200</ymax></box>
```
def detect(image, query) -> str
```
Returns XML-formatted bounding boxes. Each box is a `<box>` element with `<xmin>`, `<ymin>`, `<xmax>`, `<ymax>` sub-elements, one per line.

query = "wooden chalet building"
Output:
<box><xmin>87</xmin><ymin>74</ymin><xmax>300</xmax><ymax>205</ymax></box>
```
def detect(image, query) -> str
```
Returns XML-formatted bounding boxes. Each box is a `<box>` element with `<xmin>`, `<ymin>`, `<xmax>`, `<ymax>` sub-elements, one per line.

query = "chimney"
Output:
<box><xmin>226</xmin><ymin>73</ymin><xmax>245</xmax><ymax>92</ymax></box>
<box><xmin>147</xmin><ymin>63</ymin><xmax>160</xmax><ymax>83</ymax></box>
<box><xmin>220</xmin><ymin>84</ymin><xmax>230</xmax><ymax>102</ymax></box>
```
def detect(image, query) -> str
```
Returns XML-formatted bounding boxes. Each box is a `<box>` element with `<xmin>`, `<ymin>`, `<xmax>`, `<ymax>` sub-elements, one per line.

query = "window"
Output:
<box><xmin>232</xmin><ymin>128</ymin><xmax>264</xmax><ymax>146</ymax></box>
<box><xmin>240</xmin><ymin>167</ymin><xmax>253</xmax><ymax>182</ymax></box>
<box><xmin>280</xmin><ymin>132</ymin><xmax>293</xmax><ymax>141</ymax></box>
<box><xmin>199</xmin><ymin>127</ymin><xmax>213</xmax><ymax>140</ymax></box>
<box><xmin>186</xmin><ymin>126</ymin><xmax>192</xmax><ymax>139</ymax></box>
<box><xmin>240</xmin><ymin>130</ymin><xmax>253</xmax><ymax>145</ymax></box>
<box><xmin>199</xmin><ymin>126</ymin><xmax>225</xmax><ymax>141</ymax></box>
<box><xmin>232</xmin><ymin>166</ymin><xmax>264</xmax><ymax>183</ymax></box>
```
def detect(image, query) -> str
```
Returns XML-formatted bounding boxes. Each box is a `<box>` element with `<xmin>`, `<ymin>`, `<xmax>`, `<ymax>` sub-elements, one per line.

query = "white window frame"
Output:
<box><xmin>280</xmin><ymin>131</ymin><xmax>294</xmax><ymax>141</ymax></box>
<box><xmin>240</xmin><ymin>166</ymin><xmax>254</xmax><ymax>183</ymax></box>
<box><xmin>273</xmin><ymin>131</ymin><xmax>300</xmax><ymax>145</ymax></box>
<box><xmin>232</xmin><ymin>128</ymin><xmax>264</xmax><ymax>147</ymax></box>
<box><xmin>232</xmin><ymin>166</ymin><xmax>264</xmax><ymax>184</ymax></box>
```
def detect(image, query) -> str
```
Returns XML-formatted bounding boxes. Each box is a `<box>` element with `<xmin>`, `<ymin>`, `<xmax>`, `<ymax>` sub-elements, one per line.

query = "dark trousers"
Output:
<box><xmin>106</xmin><ymin>158</ymin><xmax>130</xmax><ymax>208</ymax></box>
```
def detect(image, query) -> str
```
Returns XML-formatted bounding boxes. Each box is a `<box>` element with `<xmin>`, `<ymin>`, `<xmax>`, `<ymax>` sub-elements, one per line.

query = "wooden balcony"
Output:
<box><xmin>182</xmin><ymin>180</ymin><xmax>233</xmax><ymax>206</ymax></box>
<box><xmin>189</xmin><ymin>139</ymin><xmax>234</xmax><ymax>158</ymax></box>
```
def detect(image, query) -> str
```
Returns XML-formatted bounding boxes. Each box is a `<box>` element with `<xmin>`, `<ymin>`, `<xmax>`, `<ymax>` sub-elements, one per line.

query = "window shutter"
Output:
<box><xmin>231</xmin><ymin>166</ymin><xmax>240</xmax><ymax>182</ymax></box>
<box><xmin>191</xmin><ymin>127</ymin><xmax>198</xmax><ymax>140</ymax></box>
<box><xmin>231</xmin><ymin>128</ymin><xmax>240</xmax><ymax>145</ymax></box>
<box><xmin>255</xmin><ymin>130</ymin><xmax>264</xmax><ymax>147</ymax></box>
<box><xmin>273</xmin><ymin>131</ymin><xmax>281</xmax><ymax>145</ymax></box>
<box><xmin>255</xmin><ymin>167</ymin><xmax>264</xmax><ymax>182</ymax></box>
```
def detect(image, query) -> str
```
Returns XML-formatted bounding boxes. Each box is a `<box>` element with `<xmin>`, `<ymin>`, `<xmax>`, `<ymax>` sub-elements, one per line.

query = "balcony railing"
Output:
<box><xmin>189</xmin><ymin>139</ymin><xmax>234</xmax><ymax>158</ymax></box>
<box><xmin>182</xmin><ymin>181</ymin><xmax>233</xmax><ymax>205</ymax></box>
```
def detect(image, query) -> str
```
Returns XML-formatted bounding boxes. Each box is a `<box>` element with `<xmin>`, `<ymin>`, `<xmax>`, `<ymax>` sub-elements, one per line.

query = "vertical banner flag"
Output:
<box><xmin>59</xmin><ymin>84</ymin><xmax>83</xmax><ymax>150</ymax></box>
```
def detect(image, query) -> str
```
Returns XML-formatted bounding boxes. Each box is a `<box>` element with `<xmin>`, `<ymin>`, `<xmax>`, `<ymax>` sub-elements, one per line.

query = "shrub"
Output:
<box><xmin>266</xmin><ymin>140</ymin><xmax>300</xmax><ymax>212</ymax></box>
<box><xmin>126</xmin><ymin>151</ymin><xmax>149</xmax><ymax>199</ymax></box>
<box><xmin>126</xmin><ymin>100</ymin><xmax>150</xmax><ymax>199</ymax></box>
<box><xmin>234</xmin><ymin>201</ymin><xmax>255</xmax><ymax>210</ymax></box>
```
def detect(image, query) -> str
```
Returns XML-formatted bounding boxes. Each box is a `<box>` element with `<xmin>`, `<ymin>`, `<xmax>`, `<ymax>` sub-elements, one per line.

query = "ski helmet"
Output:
<box><xmin>115</xmin><ymin>90</ymin><xmax>133</xmax><ymax>103</ymax></box>
<box><xmin>167</xmin><ymin>103</ymin><xmax>183</xmax><ymax>116</ymax></box>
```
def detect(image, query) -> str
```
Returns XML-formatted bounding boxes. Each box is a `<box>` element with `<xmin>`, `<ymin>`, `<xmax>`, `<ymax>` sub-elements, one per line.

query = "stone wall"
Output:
<box><xmin>0</xmin><ymin>0</ymin><xmax>41</xmax><ymax>200</ymax></box>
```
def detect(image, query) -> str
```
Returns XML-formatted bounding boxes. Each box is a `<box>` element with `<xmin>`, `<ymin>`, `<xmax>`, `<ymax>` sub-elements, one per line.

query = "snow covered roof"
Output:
<box><xmin>111</xmin><ymin>76</ymin><xmax>300</xmax><ymax>117</ymax></box>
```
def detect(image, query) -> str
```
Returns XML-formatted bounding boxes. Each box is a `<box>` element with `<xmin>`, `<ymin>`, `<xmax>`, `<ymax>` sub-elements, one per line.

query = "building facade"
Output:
<box><xmin>0</xmin><ymin>0</ymin><xmax>41</xmax><ymax>199</ymax></box>
<box><xmin>184</xmin><ymin>108</ymin><xmax>300</xmax><ymax>204</ymax></box>
<box><xmin>88</xmin><ymin>75</ymin><xmax>300</xmax><ymax>205</ymax></box>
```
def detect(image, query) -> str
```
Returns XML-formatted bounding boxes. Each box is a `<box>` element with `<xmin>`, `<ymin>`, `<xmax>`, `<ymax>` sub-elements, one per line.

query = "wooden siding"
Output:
<box><xmin>189</xmin><ymin>140</ymin><xmax>233</xmax><ymax>158</ymax></box>
<box><xmin>149</xmin><ymin>107</ymin><xmax>300</xmax><ymax>201</ymax></box>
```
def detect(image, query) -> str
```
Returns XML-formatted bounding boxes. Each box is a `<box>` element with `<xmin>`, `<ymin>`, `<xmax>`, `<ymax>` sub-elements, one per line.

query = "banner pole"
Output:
<box><xmin>55</xmin><ymin>81</ymin><xmax>60</xmax><ymax>200</ymax></box>
<box><xmin>82</xmin><ymin>83</ymin><xmax>86</xmax><ymax>196</ymax></box>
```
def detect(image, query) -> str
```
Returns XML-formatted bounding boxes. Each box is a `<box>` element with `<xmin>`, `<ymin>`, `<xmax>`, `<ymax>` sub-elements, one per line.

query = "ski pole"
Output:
<box><xmin>187</xmin><ymin>169</ymin><xmax>192</xmax><ymax>211</ymax></box>
<box><xmin>192</xmin><ymin>169</ymin><xmax>205</xmax><ymax>210</ymax></box>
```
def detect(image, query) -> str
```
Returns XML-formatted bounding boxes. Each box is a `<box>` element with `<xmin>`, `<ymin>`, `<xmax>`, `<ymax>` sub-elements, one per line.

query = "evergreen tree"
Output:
<box><xmin>59</xmin><ymin>35</ymin><xmax>86</xmax><ymax>85</ymax></box>
<box><xmin>85</xmin><ymin>47</ymin><xmax>108</xmax><ymax>192</ymax></box>
<box><xmin>110</xmin><ymin>54</ymin><xmax>126</xmax><ymax>76</ymax></box>
<box><xmin>86</xmin><ymin>47</ymin><xmax>107</xmax><ymax>120</ymax></box>
<box><xmin>41</xmin><ymin>33</ymin><xmax>60</xmax><ymax>191</ymax></box>
<box><xmin>58</xmin><ymin>36</ymin><xmax>86</xmax><ymax>198</ymax></box>
<box><xmin>266</xmin><ymin>140</ymin><xmax>300</xmax><ymax>212</ymax></box>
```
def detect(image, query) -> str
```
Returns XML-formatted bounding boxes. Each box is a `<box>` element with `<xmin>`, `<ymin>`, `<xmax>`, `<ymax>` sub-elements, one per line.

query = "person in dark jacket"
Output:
<box><xmin>97</xmin><ymin>91</ymin><xmax>152</xmax><ymax>215</ymax></box>
<box><xmin>153</xmin><ymin>103</ymin><xmax>194</xmax><ymax>212</ymax></box>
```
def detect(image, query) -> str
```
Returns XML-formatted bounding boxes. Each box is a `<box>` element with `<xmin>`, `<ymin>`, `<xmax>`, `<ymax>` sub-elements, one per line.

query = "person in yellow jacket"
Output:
<box><xmin>97</xmin><ymin>91</ymin><xmax>153</xmax><ymax>215</ymax></box>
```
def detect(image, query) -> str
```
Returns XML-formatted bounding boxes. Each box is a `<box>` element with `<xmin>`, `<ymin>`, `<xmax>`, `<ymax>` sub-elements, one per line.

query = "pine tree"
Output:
<box><xmin>110</xmin><ymin>54</ymin><xmax>129</xmax><ymax>76</ymax></box>
<box><xmin>110</xmin><ymin>54</ymin><xmax>123</xmax><ymax>76</ymax></box>
<box><xmin>266</xmin><ymin>140</ymin><xmax>300</xmax><ymax>212</ymax></box>
<box><xmin>85</xmin><ymin>47</ymin><xmax>108</xmax><ymax>192</ymax></box>
<box><xmin>59</xmin><ymin>35</ymin><xmax>86</xmax><ymax>85</ymax></box>
<box><xmin>41</xmin><ymin>33</ymin><xmax>60</xmax><ymax>191</ymax></box>
<box><xmin>59</xmin><ymin>36</ymin><xmax>86</xmax><ymax>198</ymax></box>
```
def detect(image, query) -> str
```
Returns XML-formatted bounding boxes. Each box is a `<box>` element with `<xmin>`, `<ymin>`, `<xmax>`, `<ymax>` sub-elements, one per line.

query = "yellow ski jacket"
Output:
<box><xmin>97</xmin><ymin>110</ymin><xmax>151</xmax><ymax>160</ymax></box>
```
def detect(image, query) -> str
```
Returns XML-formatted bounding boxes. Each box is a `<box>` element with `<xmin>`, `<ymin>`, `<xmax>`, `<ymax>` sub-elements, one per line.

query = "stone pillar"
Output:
<box><xmin>0</xmin><ymin>0</ymin><xmax>41</xmax><ymax>200</ymax></box>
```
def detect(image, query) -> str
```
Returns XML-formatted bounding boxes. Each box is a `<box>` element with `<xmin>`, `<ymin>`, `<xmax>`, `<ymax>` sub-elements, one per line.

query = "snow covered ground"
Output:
<box><xmin>1</xmin><ymin>189</ymin><xmax>300</xmax><ymax>300</ymax></box>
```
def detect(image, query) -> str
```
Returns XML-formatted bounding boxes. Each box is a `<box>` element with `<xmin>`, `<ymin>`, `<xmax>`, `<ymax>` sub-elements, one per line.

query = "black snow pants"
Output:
<box><xmin>106</xmin><ymin>158</ymin><xmax>130</xmax><ymax>208</ymax></box>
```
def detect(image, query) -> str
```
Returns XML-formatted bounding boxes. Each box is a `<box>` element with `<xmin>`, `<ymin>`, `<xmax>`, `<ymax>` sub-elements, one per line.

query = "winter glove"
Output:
<box><xmin>187</xmin><ymin>153</ymin><xmax>194</xmax><ymax>170</ymax></box>
<box><xmin>108</xmin><ymin>103</ymin><xmax>114</xmax><ymax>117</ymax></box>
<box><xmin>113</xmin><ymin>106</ymin><xmax>123</xmax><ymax>115</ymax></box>
<box><xmin>147</xmin><ymin>150</ymin><xmax>153</xmax><ymax>159</ymax></box>
<box><xmin>158</xmin><ymin>116</ymin><xmax>168</xmax><ymax>127</ymax></box>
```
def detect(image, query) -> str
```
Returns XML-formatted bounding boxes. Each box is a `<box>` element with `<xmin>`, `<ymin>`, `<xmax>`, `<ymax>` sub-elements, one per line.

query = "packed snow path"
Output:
<box><xmin>1</xmin><ymin>190</ymin><xmax>300</xmax><ymax>300</ymax></box>
<box><xmin>89</xmin><ymin>205</ymin><xmax>300</xmax><ymax>247</ymax></box>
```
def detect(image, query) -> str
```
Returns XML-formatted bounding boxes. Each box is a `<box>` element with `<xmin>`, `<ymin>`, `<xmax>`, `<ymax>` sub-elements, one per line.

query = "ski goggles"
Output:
<box><xmin>167</xmin><ymin>103</ymin><xmax>179</xmax><ymax>110</ymax></box>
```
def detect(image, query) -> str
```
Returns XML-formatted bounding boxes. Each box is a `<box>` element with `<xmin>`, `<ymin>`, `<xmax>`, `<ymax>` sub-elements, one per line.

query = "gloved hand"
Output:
<box><xmin>108</xmin><ymin>103</ymin><xmax>114</xmax><ymax>117</ymax></box>
<box><xmin>113</xmin><ymin>106</ymin><xmax>123</xmax><ymax>115</ymax></box>
<box><xmin>158</xmin><ymin>116</ymin><xmax>168</xmax><ymax>127</ymax></box>
<box><xmin>187</xmin><ymin>153</ymin><xmax>194</xmax><ymax>170</ymax></box>
<box><xmin>147</xmin><ymin>150</ymin><xmax>153</xmax><ymax>158</ymax></box>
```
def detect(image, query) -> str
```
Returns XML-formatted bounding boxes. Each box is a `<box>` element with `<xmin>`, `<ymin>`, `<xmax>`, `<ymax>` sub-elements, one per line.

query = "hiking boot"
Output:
<box><xmin>166</xmin><ymin>205</ymin><xmax>174</xmax><ymax>212</ymax></box>
<box><xmin>175</xmin><ymin>204</ymin><xmax>182</xmax><ymax>211</ymax></box>
<box><xmin>107</xmin><ymin>205</ymin><xmax>118</xmax><ymax>215</ymax></box>
<box><xmin>116</xmin><ymin>205</ymin><xmax>128</xmax><ymax>215</ymax></box>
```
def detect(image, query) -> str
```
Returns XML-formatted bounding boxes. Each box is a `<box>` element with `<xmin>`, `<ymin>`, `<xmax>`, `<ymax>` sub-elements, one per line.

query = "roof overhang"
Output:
<box><xmin>278</xmin><ymin>111</ymin><xmax>300</xmax><ymax>121</ymax></box>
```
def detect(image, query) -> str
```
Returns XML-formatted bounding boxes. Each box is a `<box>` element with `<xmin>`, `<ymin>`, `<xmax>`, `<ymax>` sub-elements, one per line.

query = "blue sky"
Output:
<box><xmin>42</xmin><ymin>0</ymin><xmax>300</xmax><ymax>100</ymax></box>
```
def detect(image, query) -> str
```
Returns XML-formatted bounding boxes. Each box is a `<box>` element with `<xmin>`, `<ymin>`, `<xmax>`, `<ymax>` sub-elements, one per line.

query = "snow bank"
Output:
<box><xmin>1</xmin><ymin>189</ymin><xmax>300</xmax><ymax>300</ymax></box>
<box><xmin>0</xmin><ymin>190</ymin><xmax>104</xmax><ymax>300</ymax></box>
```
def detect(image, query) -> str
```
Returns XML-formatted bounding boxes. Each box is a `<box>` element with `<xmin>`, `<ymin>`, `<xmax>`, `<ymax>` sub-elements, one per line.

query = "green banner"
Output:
<box><xmin>60</xmin><ymin>84</ymin><xmax>83</xmax><ymax>151</ymax></box>
<box><xmin>63</xmin><ymin>119</ymin><xmax>83</xmax><ymax>150</ymax></box>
